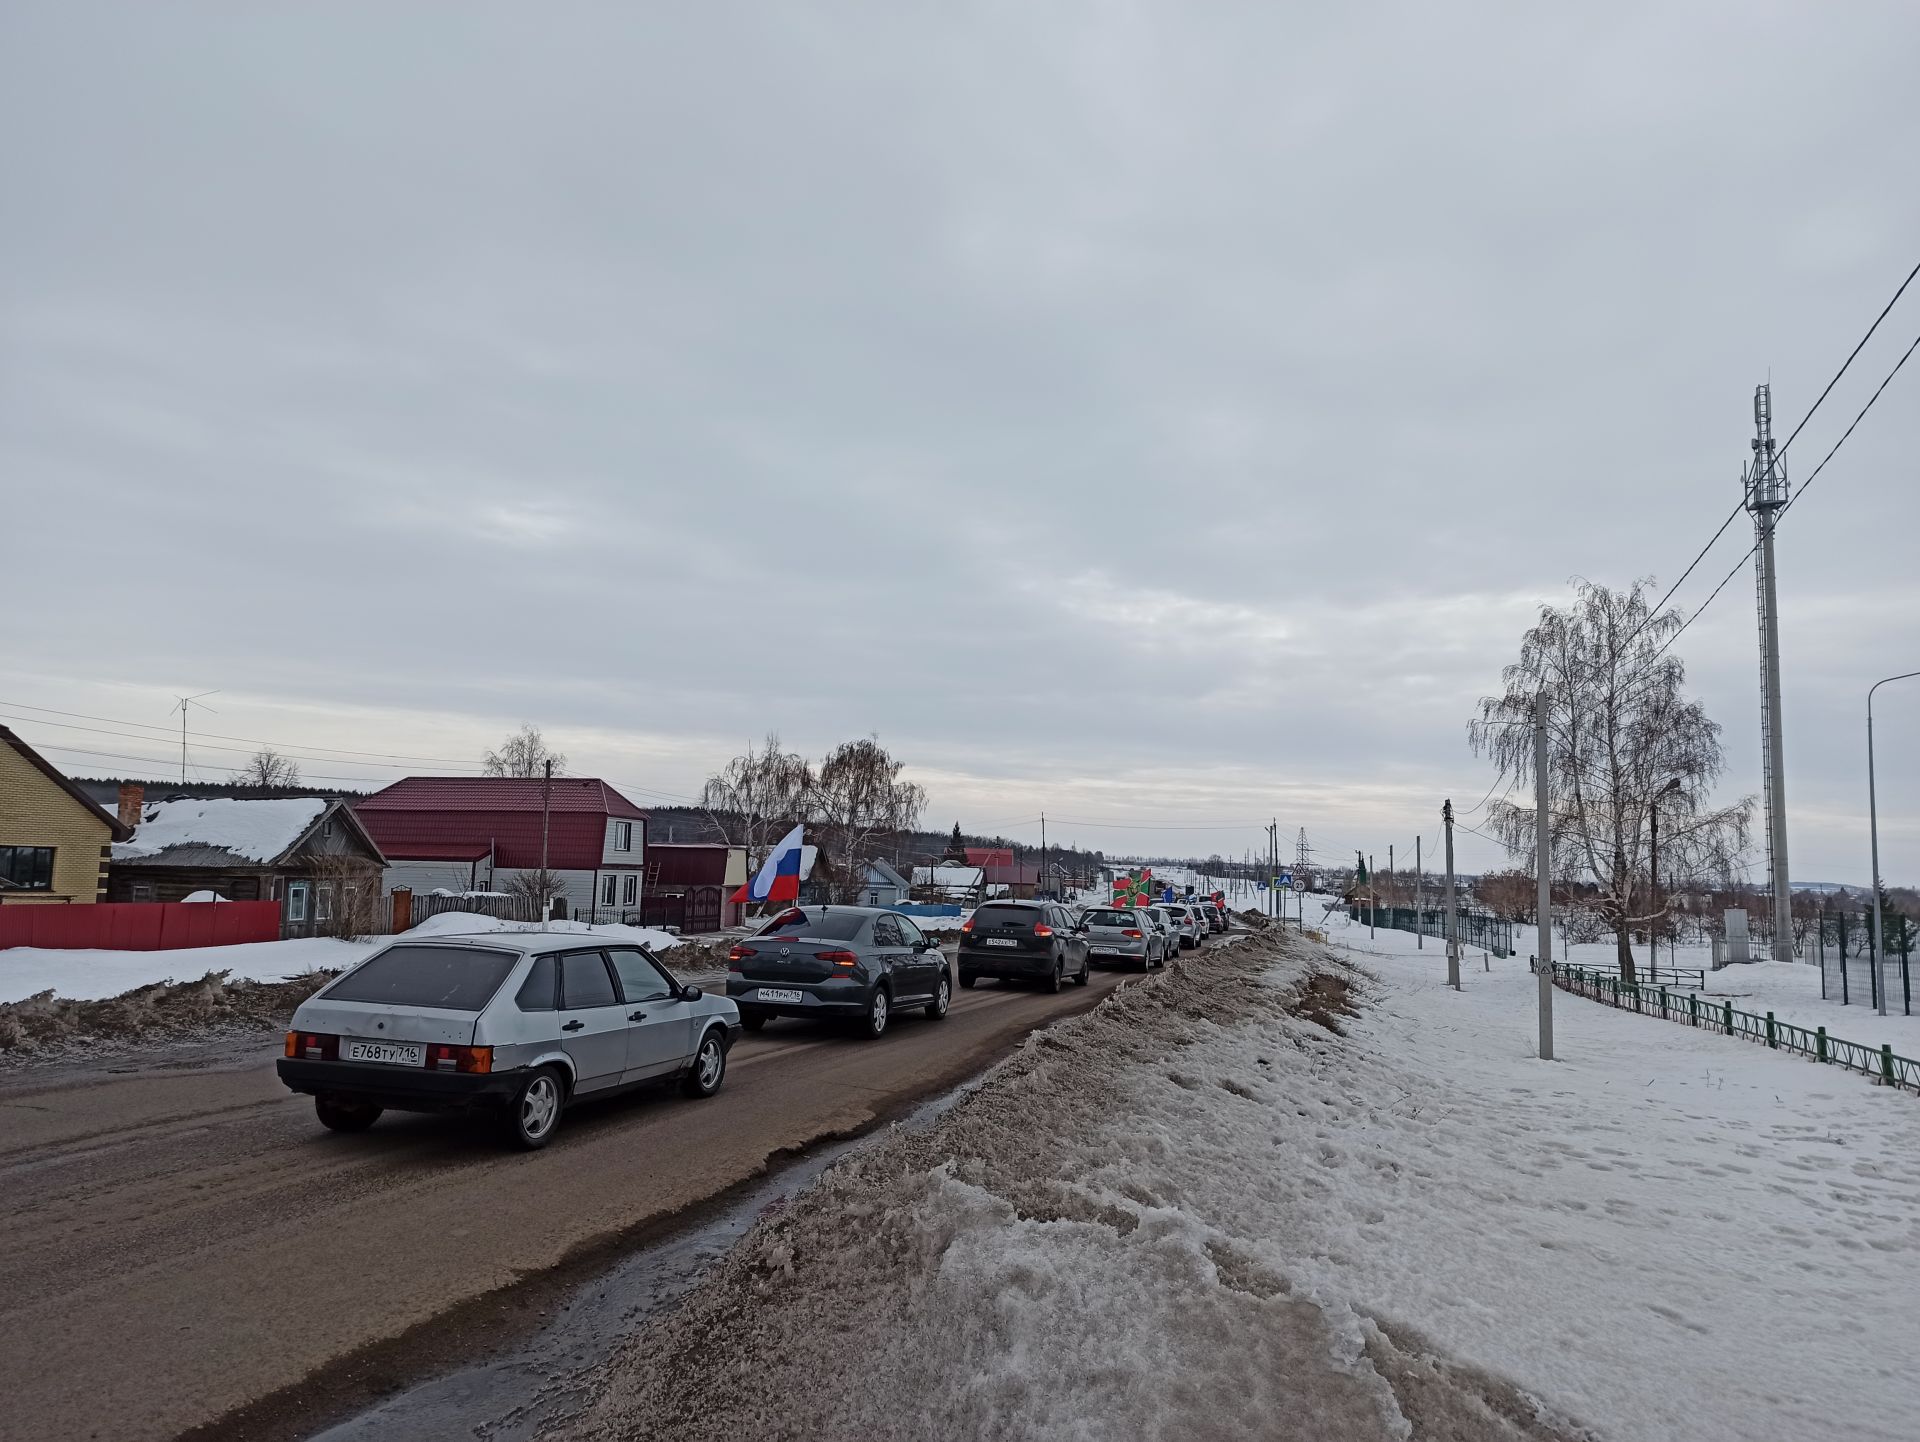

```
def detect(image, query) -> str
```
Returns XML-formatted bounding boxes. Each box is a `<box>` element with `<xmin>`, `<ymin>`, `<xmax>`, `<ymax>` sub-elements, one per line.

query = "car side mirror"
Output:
<box><xmin>680</xmin><ymin>984</ymin><xmax>703</xmax><ymax>1002</ymax></box>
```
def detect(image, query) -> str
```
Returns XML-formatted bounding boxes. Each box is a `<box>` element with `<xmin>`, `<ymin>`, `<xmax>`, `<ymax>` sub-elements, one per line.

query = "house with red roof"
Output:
<box><xmin>354</xmin><ymin>776</ymin><xmax>648</xmax><ymax>922</ymax></box>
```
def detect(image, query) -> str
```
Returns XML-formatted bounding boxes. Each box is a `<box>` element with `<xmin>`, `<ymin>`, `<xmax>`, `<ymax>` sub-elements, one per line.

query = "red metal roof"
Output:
<box><xmin>965</xmin><ymin>847</ymin><xmax>1014</xmax><ymax>866</ymax></box>
<box><xmin>357</xmin><ymin>777</ymin><xmax>647</xmax><ymax>819</ymax></box>
<box><xmin>353</xmin><ymin>777</ymin><xmax>648</xmax><ymax>871</ymax></box>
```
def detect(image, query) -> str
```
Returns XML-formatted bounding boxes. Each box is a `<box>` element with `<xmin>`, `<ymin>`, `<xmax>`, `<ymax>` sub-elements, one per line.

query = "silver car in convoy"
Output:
<box><xmin>1079</xmin><ymin>906</ymin><xmax>1169</xmax><ymax>970</ymax></box>
<box><xmin>1161</xmin><ymin>902</ymin><xmax>1206</xmax><ymax>949</ymax></box>
<box><xmin>1144</xmin><ymin>906</ymin><xmax>1183</xmax><ymax>959</ymax></box>
<box><xmin>278</xmin><ymin>934</ymin><xmax>741</xmax><ymax>1149</ymax></box>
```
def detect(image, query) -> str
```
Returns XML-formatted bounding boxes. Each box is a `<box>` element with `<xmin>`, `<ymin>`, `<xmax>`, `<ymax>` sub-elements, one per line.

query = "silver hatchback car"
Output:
<box><xmin>279</xmin><ymin>933</ymin><xmax>741</xmax><ymax>1149</ymax></box>
<box><xmin>1079</xmin><ymin>906</ymin><xmax>1168</xmax><ymax>970</ymax></box>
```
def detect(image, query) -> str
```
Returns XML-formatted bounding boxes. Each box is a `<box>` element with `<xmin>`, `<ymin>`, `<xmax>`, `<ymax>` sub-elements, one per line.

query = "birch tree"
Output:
<box><xmin>812</xmin><ymin>737</ymin><xmax>926</xmax><ymax>902</ymax></box>
<box><xmin>1469</xmin><ymin>579</ymin><xmax>1750</xmax><ymax>983</ymax></box>
<box><xmin>483</xmin><ymin>725</ymin><xmax>565</xmax><ymax>778</ymax></box>
<box><xmin>700</xmin><ymin>734</ymin><xmax>814</xmax><ymax>875</ymax></box>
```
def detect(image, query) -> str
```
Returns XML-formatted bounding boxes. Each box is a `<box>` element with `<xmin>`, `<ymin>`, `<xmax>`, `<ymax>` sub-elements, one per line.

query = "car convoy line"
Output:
<box><xmin>0</xmin><ymin>945</ymin><xmax>1160</xmax><ymax>1442</ymax></box>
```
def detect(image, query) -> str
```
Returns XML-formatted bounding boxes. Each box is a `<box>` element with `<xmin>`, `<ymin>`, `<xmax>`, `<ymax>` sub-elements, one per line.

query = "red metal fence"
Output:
<box><xmin>0</xmin><ymin>901</ymin><xmax>283</xmax><ymax>951</ymax></box>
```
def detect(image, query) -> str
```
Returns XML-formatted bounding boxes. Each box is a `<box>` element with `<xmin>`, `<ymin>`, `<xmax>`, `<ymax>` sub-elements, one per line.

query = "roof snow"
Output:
<box><xmin>113</xmin><ymin>797</ymin><xmax>329</xmax><ymax>866</ymax></box>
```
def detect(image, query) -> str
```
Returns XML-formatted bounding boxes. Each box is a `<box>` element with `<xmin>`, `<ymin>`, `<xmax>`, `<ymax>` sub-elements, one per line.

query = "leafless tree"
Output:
<box><xmin>812</xmin><ymin>737</ymin><xmax>926</xmax><ymax>902</ymax></box>
<box><xmin>483</xmin><ymin>724</ymin><xmax>566</xmax><ymax>778</ymax></box>
<box><xmin>504</xmin><ymin>868</ymin><xmax>570</xmax><ymax>922</ymax></box>
<box><xmin>233</xmin><ymin>748</ymin><xmax>301</xmax><ymax>787</ymax></box>
<box><xmin>700</xmin><ymin>734</ymin><xmax>815</xmax><ymax>875</ymax></box>
<box><xmin>1469</xmin><ymin>578</ymin><xmax>1751</xmax><ymax>983</ymax></box>
<box><xmin>1476</xmin><ymin>868</ymin><xmax>1537</xmax><ymax>923</ymax></box>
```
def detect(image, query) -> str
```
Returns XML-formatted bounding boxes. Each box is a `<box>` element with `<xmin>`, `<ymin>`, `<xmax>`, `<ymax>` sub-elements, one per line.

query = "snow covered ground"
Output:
<box><xmin>552</xmin><ymin>925</ymin><xmax>1920</xmax><ymax>1442</ymax></box>
<box><xmin>1340</xmin><ymin>909</ymin><xmax>1920</xmax><ymax>1059</ymax></box>
<box><xmin>0</xmin><ymin>913</ymin><xmax>685</xmax><ymax>1004</ymax></box>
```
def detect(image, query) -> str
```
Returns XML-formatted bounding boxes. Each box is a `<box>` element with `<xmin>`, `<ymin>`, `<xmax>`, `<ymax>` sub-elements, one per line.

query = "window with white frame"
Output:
<box><xmin>622</xmin><ymin>874</ymin><xmax>637</xmax><ymax>906</ymax></box>
<box><xmin>316</xmin><ymin>883</ymin><xmax>333</xmax><ymax>922</ymax></box>
<box><xmin>601</xmin><ymin>873</ymin><xmax>618</xmax><ymax>906</ymax></box>
<box><xmin>613</xmin><ymin>820</ymin><xmax>633</xmax><ymax>852</ymax></box>
<box><xmin>287</xmin><ymin>882</ymin><xmax>310</xmax><ymax>923</ymax></box>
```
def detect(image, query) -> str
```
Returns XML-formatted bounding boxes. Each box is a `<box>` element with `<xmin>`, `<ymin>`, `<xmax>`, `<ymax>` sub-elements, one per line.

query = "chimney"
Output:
<box><xmin>118</xmin><ymin>782</ymin><xmax>145</xmax><ymax>832</ymax></box>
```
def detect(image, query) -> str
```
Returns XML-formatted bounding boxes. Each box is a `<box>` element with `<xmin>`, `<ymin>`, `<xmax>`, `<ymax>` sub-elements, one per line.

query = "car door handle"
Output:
<box><xmin>562</xmin><ymin>1020</ymin><xmax>584</xmax><ymax>1032</ymax></box>
<box><xmin>628</xmin><ymin>1011</ymin><xmax>646</xmax><ymax>1022</ymax></box>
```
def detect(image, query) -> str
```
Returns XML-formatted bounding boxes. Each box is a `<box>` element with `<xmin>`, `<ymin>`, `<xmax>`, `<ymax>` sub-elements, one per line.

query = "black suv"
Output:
<box><xmin>957</xmin><ymin>900</ymin><xmax>1091</xmax><ymax>992</ymax></box>
<box><xmin>727</xmin><ymin>906</ymin><xmax>949</xmax><ymax>1039</ymax></box>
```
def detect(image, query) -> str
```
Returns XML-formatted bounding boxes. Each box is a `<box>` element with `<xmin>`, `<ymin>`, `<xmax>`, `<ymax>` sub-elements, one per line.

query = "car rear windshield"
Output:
<box><xmin>758</xmin><ymin>911</ymin><xmax>868</xmax><ymax>941</ymax></box>
<box><xmin>1082</xmin><ymin>910</ymin><xmax>1136</xmax><ymax>926</ymax></box>
<box><xmin>322</xmin><ymin>945</ymin><xmax>520</xmax><ymax>1011</ymax></box>
<box><xmin>972</xmin><ymin>905</ymin><xmax>1041</xmax><ymax>929</ymax></box>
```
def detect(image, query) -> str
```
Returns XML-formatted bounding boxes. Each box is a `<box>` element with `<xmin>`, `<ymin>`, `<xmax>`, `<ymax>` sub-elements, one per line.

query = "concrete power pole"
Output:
<box><xmin>1415</xmin><ymin>835</ymin><xmax>1423</xmax><ymax>949</ymax></box>
<box><xmin>540</xmin><ymin>757</ymin><xmax>554</xmax><ymax>921</ymax></box>
<box><xmin>1746</xmin><ymin>384</ymin><xmax>1795</xmax><ymax>964</ymax></box>
<box><xmin>1443</xmin><ymin>800</ymin><xmax>1459</xmax><ymax>990</ymax></box>
<box><xmin>1535</xmin><ymin>691</ymin><xmax>1554</xmax><ymax>1060</ymax></box>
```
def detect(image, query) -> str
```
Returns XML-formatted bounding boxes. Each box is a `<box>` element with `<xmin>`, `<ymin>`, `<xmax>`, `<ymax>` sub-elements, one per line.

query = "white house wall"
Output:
<box><xmin>600</xmin><ymin>816</ymin><xmax>644</xmax><ymax>869</ymax></box>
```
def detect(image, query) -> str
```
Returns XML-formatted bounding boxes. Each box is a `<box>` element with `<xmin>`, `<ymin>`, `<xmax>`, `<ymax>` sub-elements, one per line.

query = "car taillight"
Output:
<box><xmin>426</xmin><ymin>1043</ymin><xmax>493</xmax><ymax>1074</ymax></box>
<box><xmin>960</xmin><ymin>917</ymin><xmax>975</xmax><ymax>933</ymax></box>
<box><xmin>814</xmin><ymin>949</ymin><xmax>859</xmax><ymax>968</ymax></box>
<box><xmin>285</xmin><ymin>1030</ymin><xmax>338</xmax><ymax>1061</ymax></box>
<box><xmin>1122</xmin><ymin>929</ymin><xmax>1143</xmax><ymax>939</ymax></box>
<box><xmin>728</xmin><ymin>944</ymin><xmax>751</xmax><ymax>971</ymax></box>
<box><xmin>1032</xmin><ymin>923</ymin><xmax>1053</xmax><ymax>938</ymax></box>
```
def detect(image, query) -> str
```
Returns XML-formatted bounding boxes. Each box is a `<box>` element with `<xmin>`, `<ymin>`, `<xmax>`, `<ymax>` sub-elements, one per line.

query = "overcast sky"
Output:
<box><xmin>4</xmin><ymin>2</ymin><xmax>1917</xmax><ymax>883</ymax></box>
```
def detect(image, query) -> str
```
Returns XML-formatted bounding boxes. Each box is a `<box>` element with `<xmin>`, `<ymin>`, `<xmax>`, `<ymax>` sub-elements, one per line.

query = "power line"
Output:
<box><xmin>1649</xmin><ymin>326</ymin><xmax>1920</xmax><ymax>664</ymax></box>
<box><xmin>1626</xmin><ymin>256</ymin><xmax>1920</xmax><ymax>644</ymax></box>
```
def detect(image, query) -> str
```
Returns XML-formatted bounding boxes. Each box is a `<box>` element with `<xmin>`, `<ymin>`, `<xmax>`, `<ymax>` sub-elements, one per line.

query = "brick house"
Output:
<box><xmin>107</xmin><ymin>787</ymin><xmax>388</xmax><ymax>937</ymax></box>
<box><xmin>0</xmin><ymin>726</ymin><xmax>131</xmax><ymax>904</ymax></box>
<box><xmin>353</xmin><ymin>777</ymin><xmax>649</xmax><ymax>922</ymax></box>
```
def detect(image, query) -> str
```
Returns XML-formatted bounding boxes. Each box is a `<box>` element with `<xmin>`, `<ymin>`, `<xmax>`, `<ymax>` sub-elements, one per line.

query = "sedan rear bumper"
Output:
<box><xmin>277</xmin><ymin>1058</ymin><xmax>522</xmax><ymax>1113</ymax></box>
<box><xmin>726</xmin><ymin>978</ymin><xmax>873</xmax><ymax>1019</ymax></box>
<box><xmin>956</xmin><ymin>947</ymin><xmax>1055</xmax><ymax>979</ymax></box>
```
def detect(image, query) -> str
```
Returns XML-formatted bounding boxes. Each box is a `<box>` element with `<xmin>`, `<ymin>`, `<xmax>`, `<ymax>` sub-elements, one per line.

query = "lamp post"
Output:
<box><xmin>1868</xmin><ymin>670</ymin><xmax>1920</xmax><ymax>1018</ymax></box>
<box><xmin>1649</xmin><ymin>778</ymin><xmax>1682</xmax><ymax>983</ymax></box>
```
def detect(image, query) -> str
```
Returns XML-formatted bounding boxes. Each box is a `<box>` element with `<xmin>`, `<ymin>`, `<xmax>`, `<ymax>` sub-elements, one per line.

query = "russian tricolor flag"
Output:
<box><xmin>731</xmin><ymin>824</ymin><xmax>806</xmax><ymax>905</ymax></box>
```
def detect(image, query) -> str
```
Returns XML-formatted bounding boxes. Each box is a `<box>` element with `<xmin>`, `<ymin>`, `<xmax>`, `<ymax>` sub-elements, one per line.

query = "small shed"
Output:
<box><xmin>643</xmin><ymin>843</ymin><xmax>749</xmax><ymax>933</ymax></box>
<box><xmin>109</xmin><ymin>793</ymin><xmax>388</xmax><ymax>937</ymax></box>
<box><xmin>860</xmin><ymin>859</ymin><xmax>910</xmax><ymax>908</ymax></box>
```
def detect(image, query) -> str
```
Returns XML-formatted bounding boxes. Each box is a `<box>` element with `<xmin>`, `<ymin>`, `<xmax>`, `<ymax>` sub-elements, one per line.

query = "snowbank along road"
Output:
<box><xmin>0</xmin><ymin>950</ymin><xmax>1132</xmax><ymax>1442</ymax></box>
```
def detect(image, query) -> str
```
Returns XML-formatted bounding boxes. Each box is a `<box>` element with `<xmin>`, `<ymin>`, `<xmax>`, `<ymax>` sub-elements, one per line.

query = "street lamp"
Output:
<box><xmin>1649</xmin><ymin>778</ymin><xmax>1682</xmax><ymax>982</ymax></box>
<box><xmin>1868</xmin><ymin>670</ymin><xmax>1920</xmax><ymax>1018</ymax></box>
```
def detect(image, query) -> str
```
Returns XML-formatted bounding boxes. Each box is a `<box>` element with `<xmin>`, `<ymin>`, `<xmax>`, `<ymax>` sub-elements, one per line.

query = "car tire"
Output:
<box><xmin>860</xmin><ymin>986</ymin><xmax>891</xmax><ymax>1039</ymax></box>
<box><xmin>315</xmin><ymin>1096</ymin><xmax>380</xmax><ymax>1133</ymax></box>
<box><xmin>1073</xmin><ymin>957</ymin><xmax>1090</xmax><ymax>986</ymax></box>
<box><xmin>959</xmin><ymin>974</ymin><xmax>977</xmax><ymax>989</ymax></box>
<box><xmin>503</xmin><ymin>1066</ymin><xmax>566</xmax><ymax>1151</ymax></box>
<box><xmin>1046</xmin><ymin>961</ymin><xmax>1063</xmax><ymax>994</ymax></box>
<box><xmin>925</xmin><ymin>974</ymin><xmax>950</xmax><ymax>1020</ymax></box>
<box><xmin>681</xmin><ymin>1027</ymin><xmax>728</xmax><ymax>1098</ymax></box>
<box><xmin>740</xmin><ymin>1011</ymin><xmax>768</xmax><ymax>1032</ymax></box>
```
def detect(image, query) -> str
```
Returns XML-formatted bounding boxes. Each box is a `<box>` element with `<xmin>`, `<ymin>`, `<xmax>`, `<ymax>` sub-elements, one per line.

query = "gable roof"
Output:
<box><xmin>0</xmin><ymin>725</ymin><xmax>132</xmax><ymax>841</ymax></box>
<box><xmin>113</xmin><ymin>796</ymin><xmax>387</xmax><ymax>870</ymax></box>
<box><xmin>864</xmin><ymin>858</ymin><xmax>909</xmax><ymax>890</ymax></box>
<box><xmin>356</xmin><ymin>776</ymin><xmax>648</xmax><ymax>819</ymax></box>
<box><xmin>965</xmin><ymin>847</ymin><xmax>1014</xmax><ymax>867</ymax></box>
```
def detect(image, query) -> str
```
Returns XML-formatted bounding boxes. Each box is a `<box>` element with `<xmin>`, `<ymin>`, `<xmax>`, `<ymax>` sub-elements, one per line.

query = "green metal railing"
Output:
<box><xmin>1545</xmin><ymin>961</ymin><xmax>1920</xmax><ymax>1094</ymax></box>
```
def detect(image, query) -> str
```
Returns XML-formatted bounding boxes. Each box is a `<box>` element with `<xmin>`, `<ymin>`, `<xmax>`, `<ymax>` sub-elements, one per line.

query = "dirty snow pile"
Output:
<box><xmin>549</xmin><ymin>928</ymin><xmax>1920</xmax><ymax>1442</ymax></box>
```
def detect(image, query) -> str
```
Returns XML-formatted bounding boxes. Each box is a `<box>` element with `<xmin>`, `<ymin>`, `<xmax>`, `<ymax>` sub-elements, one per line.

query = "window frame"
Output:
<box><xmin>622</xmin><ymin>873</ymin><xmax>638</xmax><ymax>906</ymax></box>
<box><xmin>316</xmin><ymin>883</ymin><xmax>334</xmax><ymax>923</ymax></box>
<box><xmin>0</xmin><ymin>845</ymin><xmax>56</xmax><ymax>892</ymax></box>
<box><xmin>606</xmin><ymin>946</ymin><xmax>676</xmax><ymax>1005</ymax></box>
<box><xmin>601</xmin><ymin>873</ymin><xmax>618</xmax><ymax>907</ymax></box>
<box><xmin>558</xmin><ymin>948</ymin><xmax>622</xmax><ymax>1010</ymax></box>
<box><xmin>613</xmin><ymin>820</ymin><xmax>633</xmax><ymax>853</ymax></box>
<box><xmin>287</xmin><ymin>881</ymin><xmax>310</xmax><ymax>923</ymax></box>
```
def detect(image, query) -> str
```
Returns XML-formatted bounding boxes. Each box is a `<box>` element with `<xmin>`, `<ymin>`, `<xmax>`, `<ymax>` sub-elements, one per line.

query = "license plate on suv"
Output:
<box><xmin>980</xmin><ymin>938</ymin><xmax>1020</xmax><ymax>948</ymax></box>
<box><xmin>756</xmin><ymin>987</ymin><xmax>804</xmax><ymax>1003</ymax></box>
<box><xmin>342</xmin><ymin>1039</ymin><xmax>424</xmax><ymax>1067</ymax></box>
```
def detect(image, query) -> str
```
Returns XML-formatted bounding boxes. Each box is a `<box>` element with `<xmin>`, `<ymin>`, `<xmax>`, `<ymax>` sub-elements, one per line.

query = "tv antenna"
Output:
<box><xmin>169</xmin><ymin>691</ymin><xmax>220</xmax><ymax>784</ymax></box>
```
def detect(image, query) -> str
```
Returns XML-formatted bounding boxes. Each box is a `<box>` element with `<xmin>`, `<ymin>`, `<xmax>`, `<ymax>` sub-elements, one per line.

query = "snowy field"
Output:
<box><xmin>552</xmin><ymin>925</ymin><xmax>1920</xmax><ymax>1442</ymax></box>
<box><xmin>0</xmin><ymin>912</ymin><xmax>685</xmax><ymax>1004</ymax></box>
<box><xmin>1342</xmin><ymin>909</ymin><xmax>1920</xmax><ymax>1059</ymax></box>
<box><xmin>1322</xmin><ymin>918</ymin><xmax>1920</xmax><ymax>1441</ymax></box>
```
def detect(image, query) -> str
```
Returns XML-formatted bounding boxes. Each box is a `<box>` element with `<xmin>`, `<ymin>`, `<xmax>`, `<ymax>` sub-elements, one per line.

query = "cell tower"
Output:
<box><xmin>1295</xmin><ymin>827</ymin><xmax>1310</xmax><ymax>885</ymax></box>
<box><xmin>1744</xmin><ymin>384</ymin><xmax>1794</xmax><ymax>963</ymax></box>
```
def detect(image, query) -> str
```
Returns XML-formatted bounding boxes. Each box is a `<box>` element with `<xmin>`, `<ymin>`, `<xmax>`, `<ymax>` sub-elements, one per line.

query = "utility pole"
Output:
<box><xmin>1368</xmin><ymin>854</ymin><xmax>1376</xmax><ymax>938</ymax></box>
<box><xmin>1416</xmin><ymin>835</ymin><xmax>1423</xmax><ymax>949</ymax></box>
<box><xmin>169</xmin><ymin>691</ymin><xmax>218</xmax><ymax>785</ymax></box>
<box><xmin>1041</xmin><ymin>812</ymin><xmax>1047</xmax><ymax>895</ymax></box>
<box><xmin>1745</xmin><ymin>384</ymin><xmax>1795</xmax><ymax>964</ymax></box>
<box><xmin>1444</xmin><ymin>800</ymin><xmax>1459</xmax><ymax>990</ymax></box>
<box><xmin>1535</xmin><ymin>691</ymin><xmax>1553</xmax><ymax>1059</ymax></box>
<box><xmin>540</xmin><ymin>757</ymin><xmax>554</xmax><ymax>921</ymax></box>
<box><xmin>1388</xmin><ymin>844</ymin><xmax>1394</xmax><ymax>924</ymax></box>
<box><xmin>1867</xmin><ymin>672</ymin><xmax>1920</xmax><ymax>1017</ymax></box>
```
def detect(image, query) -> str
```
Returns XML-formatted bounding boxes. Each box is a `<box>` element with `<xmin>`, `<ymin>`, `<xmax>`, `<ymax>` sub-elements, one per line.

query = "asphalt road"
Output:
<box><xmin>0</xmin><ymin>955</ymin><xmax>1137</xmax><ymax>1442</ymax></box>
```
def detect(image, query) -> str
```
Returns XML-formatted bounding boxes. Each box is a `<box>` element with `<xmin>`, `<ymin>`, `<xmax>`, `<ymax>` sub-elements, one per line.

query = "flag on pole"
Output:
<box><xmin>731</xmin><ymin>824</ymin><xmax>806</xmax><ymax>905</ymax></box>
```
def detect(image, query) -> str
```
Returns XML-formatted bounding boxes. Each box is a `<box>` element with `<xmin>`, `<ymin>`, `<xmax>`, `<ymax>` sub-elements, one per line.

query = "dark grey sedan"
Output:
<box><xmin>727</xmin><ymin>906</ymin><xmax>949</xmax><ymax>1038</ymax></box>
